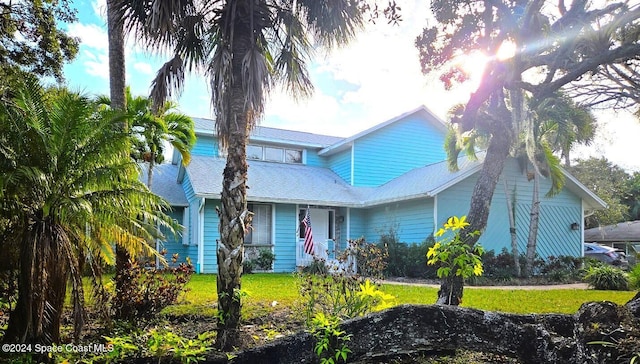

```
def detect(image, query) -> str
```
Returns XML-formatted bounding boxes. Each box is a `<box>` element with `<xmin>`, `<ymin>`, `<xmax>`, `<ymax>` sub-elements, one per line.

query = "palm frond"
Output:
<box><xmin>297</xmin><ymin>0</ymin><xmax>364</xmax><ymax>48</ymax></box>
<box><xmin>150</xmin><ymin>55</ymin><xmax>185</xmax><ymax>110</ymax></box>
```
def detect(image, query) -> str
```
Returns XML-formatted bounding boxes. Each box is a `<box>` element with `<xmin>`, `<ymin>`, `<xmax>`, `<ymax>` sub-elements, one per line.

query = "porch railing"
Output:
<box><xmin>296</xmin><ymin>239</ymin><xmax>356</xmax><ymax>273</ymax></box>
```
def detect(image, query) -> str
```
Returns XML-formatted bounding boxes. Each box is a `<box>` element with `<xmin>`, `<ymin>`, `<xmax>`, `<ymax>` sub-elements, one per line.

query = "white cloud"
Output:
<box><xmin>573</xmin><ymin>111</ymin><xmax>640</xmax><ymax>172</ymax></box>
<box><xmin>67</xmin><ymin>22</ymin><xmax>108</xmax><ymax>51</ymax></box>
<box><xmin>133</xmin><ymin>62</ymin><xmax>153</xmax><ymax>75</ymax></box>
<box><xmin>83</xmin><ymin>53</ymin><xmax>110</xmax><ymax>79</ymax></box>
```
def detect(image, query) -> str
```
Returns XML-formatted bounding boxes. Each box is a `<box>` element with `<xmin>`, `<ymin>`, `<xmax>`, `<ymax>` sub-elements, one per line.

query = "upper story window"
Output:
<box><xmin>247</xmin><ymin>144</ymin><xmax>302</xmax><ymax>164</ymax></box>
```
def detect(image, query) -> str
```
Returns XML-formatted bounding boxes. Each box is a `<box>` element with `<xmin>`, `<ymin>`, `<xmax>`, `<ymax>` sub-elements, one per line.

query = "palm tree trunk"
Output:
<box><xmin>107</xmin><ymin>0</ymin><xmax>126</xmax><ymax>112</ymax></box>
<box><xmin>437</xmin><ymin>121</ymin><xmax>512</xmax><ymax>305</ymax></box>
<box><xmin>215</xmin><ymin>5</ymin><xmax>252</xmax><ymax>349</ymax></box>
<box><xmin>216</xmin><ymin>126</ymin><xmax>249</xmax><ymax>350</ymax></box>
<box><xmin>503</xmin><ymin>180</ymin><xmax>521</xmax><ymax>277</ymax></box>
<box><xmin>147</xmin><ymin>158</ymin><xmax>155</xmax><ymax>189</ymax></box>
<box><xmin>5</xmin><ymin>219</ymin><xmax>69</xmax><ymax>351</ymax></box>
<box><xmin>524</xmin><ymin>172</ymin><xmax>540</xmax><ymax>277</ymax></box>
<box><xmin>106</xmin><ymin>0</ymin><xmax>134</xmax><ymax>320</ymax></box>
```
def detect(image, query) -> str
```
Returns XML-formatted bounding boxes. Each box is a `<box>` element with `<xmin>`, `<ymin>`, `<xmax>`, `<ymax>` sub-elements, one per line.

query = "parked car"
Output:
<box><xmin>583</xmin><ymin>242</ymin><xmax>629</xmax><ymax>269</ymax></box>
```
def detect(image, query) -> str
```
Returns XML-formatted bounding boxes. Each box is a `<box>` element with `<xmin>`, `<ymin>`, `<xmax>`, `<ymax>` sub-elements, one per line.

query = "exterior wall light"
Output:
<box><xmin>570</xmin><ymin>222</ymin><xmax>579</xmax><ymax>231</ymax></box>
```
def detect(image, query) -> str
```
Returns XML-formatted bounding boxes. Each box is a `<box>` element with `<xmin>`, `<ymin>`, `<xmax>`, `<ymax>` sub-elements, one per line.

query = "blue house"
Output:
<box><xmin>150</xmin><ymin>106</ymin><xmax>606</xmax><ymax>273</ymax></box>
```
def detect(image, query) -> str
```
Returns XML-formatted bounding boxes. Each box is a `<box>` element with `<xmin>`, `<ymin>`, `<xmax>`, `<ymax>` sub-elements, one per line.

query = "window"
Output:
<box><xmin>285</xmin><ymin>149</ymin><xmax>302</xmax><ymax>163</ymax></box>
<box><xmin>245</xmin><ymin>204</ymin><xmax>272</xmax><ymax>245</ymax></box>
<box><xmin>247</xmin><ymin>145</ymin><xmax>263</xmax><ymax>160</ymax></box>
<box><xmin>265</xmin><ymin>147</ymin><xmax>284</xmax><ymax>162</ymax></box>
<box><xmin>246</xmin><ymin>144</ymin><xmax>302</xmax><ymax>163</ymax></box>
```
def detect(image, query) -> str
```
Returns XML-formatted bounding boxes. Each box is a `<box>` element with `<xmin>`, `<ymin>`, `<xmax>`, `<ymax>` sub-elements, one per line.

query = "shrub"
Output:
<box><xmin>113</xmin><ymin>253</ymin><xmax>194</xmax><ymax>320</ymax></box>
<box><xmin>302</xmin><ymin>256</ymin><xmax>330</xmax><ymax>275</ymax></box>
<box><xmin>253</xmin><ymin>248</ymin><xmax>276</xmax><ymax>271</ymax></box>
<box><xmin>297</xmin><ymin>272</ymin><xmax>395</xmax><ymax>324</ymax></box>
<box><xmin>541</xmin><ymin>255</ymin><xmax>583</xmax><ymax>283</ymax></box>
<box><xmin>342</xmin><ymin>238</ymin><xmax>388</xmax><ymax>279</ymax></box>
<box><xmin>582</xmin><ymin>265</ymin><xmax>629</xmax><ymax>291</ymax></box>
<box><xmin>629</xmin><ymin>264</ymin><xmax>640</xmax><ymax>290</ymax></box>
<box><xmin>243</xmin><ymin>259</ymin><xmax>255</xmax><ymax>274</ymax></box>
<box><xmin>481</xmin><ymin>248</ymin><xmax>518</xmax><ymax>281</ymax></box>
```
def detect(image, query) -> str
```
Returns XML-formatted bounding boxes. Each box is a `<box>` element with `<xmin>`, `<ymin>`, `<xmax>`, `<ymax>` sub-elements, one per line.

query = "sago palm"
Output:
<box><xmin>0</xmin><ymin>77</ymin><xmax>178</xmax><ymax>347</ymax></box>
<box><xmin>113</xmin><ymin>0</ymin><xmax>365</xmax><ymax>349</ymax></box>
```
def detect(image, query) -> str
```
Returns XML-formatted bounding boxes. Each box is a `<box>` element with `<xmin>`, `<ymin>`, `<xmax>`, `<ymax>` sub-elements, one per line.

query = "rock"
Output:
<box><xmin>203</xmin><ymin>303</ymin><xmax>640</xmax><ymax>364</ymax></box>
<box><xmin>625</xmin><ymin>292</ymin><xmax>640</xmax><ymax>318</ymax></box>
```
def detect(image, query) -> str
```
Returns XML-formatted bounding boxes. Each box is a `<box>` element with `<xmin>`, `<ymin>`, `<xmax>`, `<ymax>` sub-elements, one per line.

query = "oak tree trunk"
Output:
<box><xmin>437</xmin><ymin>121</ymin><xmax>513</xmax><ymax>305</ymax></box>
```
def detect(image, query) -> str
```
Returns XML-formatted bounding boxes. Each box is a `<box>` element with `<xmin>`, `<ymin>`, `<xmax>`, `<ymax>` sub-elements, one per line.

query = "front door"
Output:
<box><xmin>309</xmin><ymin>208</ymin><xmax>329</xmax><ymax>244</ymax></box>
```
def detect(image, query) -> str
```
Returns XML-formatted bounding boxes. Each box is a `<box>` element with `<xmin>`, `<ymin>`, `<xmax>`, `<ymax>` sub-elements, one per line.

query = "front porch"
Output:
<box><xmin>295</xmin><ymin>239</ymin><xmax>355</xmax><ymax>273</ymax></box>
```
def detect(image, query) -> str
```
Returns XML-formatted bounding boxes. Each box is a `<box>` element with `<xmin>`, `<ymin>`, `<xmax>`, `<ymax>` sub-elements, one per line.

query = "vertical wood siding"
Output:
<box><xmin>436</xmin><ymin>158</ymin><xmax>583</xmax><ymax>259</ymax></box>
<box><xmin>352</xmin><ymin>116</ymin><xmax>447</xmax><ymax>187</ymax></box>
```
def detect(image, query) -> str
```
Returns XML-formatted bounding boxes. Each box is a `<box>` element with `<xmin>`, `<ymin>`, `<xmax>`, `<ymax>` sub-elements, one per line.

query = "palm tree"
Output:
<box><xmin>0</xmin><ymin>77</ymin><xmax>177</xmax><ymax>347</ymax></box>
<box><xmin>113</xmin><ymin>0</ymin><xmax>365</xmax><ymax>349</ymax></box>
<box><xmin>101</xmin><ymin>87</ymin><xmax>196</xmax><ymax>188</ymax></box>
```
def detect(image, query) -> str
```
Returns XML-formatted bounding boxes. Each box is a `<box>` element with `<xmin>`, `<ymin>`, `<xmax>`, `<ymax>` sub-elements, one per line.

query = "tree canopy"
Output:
<box><xmin>0</xmin><ymin>0</ymin><xmax>79</xmax><ymax>80</ymax></box>
<box><xmin>416</xmin><ymin>0</ymin><xmax>640</xmax><ymax>304</ymax></box>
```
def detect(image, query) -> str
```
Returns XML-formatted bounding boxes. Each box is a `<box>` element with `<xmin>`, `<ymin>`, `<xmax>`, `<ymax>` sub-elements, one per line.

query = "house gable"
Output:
<box><xmin>352</xmin><ymin>112</ymin><xmax>447</xmax><ymax>187</ymax></box>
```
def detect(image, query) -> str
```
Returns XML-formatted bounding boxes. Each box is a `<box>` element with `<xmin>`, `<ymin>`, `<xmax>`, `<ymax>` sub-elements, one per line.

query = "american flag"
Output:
<box><xmin>302</xmin><ymin>209</ymin><xmax>314</xmax><ymax>255</ymax></box>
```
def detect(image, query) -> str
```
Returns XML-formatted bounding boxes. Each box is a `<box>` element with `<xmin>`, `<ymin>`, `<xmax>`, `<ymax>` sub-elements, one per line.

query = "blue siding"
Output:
<box><xmin>363</xmin><ymin>199</ymin><xmax>434</xmax><ymax>243</ymax></box>
<box><xmin>202</xmin><ymin>199</ymin><xmax>221</xmax><ymax>273</ymax></box>
<box><xmin>327</xmin><ymin>149</ymin><xmax>352</xmax><ymax>184</ymax></box>
<box><xmin>349</xmin><ymin>208</ymin><xmax>367</xmax><ymax>241</ymax></box>
<box><xmin>159</xmin><ymin>208</ymin><xmax>198</xmax><ymax>266</ymax></box>
<box><xmin>305</xmin><ymin>149</ymin><xmax>326</xmax><ymax>167</ymax></box>
<box><xmin>352</xmin><ymin>115</ymin><xmax>447</xmax><ymax>187</ymax></box>
<box><xmin>436</xmin><ymin>158</ymin><xmax>583</xmax><ymax>259</ymax></box>
<box><xmin>181</xmin><ymin>173</ymin><xmax>198</xmax><ymax>248</ymax></box>
<box><xmin>273</xmin><ymin>204</ymin><xmax>297</xmax><ymax>272</ymax></box>
<box><xmin>192</xmin><ymin>135</ymin><xmax>219</xmax><ymax>157</ymax></box>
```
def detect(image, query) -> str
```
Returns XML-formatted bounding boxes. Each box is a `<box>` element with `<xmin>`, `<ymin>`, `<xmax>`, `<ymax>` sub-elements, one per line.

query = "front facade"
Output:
<box><xmin>150</xmin><ymin>106</ymin><xmax>606</xmax><ymax>273</ymax></box>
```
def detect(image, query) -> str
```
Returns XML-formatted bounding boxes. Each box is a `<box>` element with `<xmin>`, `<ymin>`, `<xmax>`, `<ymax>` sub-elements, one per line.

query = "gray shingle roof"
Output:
<box><xmin>192</xmin><ymin>117</ymin><xmax>343</xmax><ymax>147</ymax></box>
<box><xmin>184</xmin><ymin>155</ymin><xmax>482</xmax><ymax>207</ymax></box>
<box><xmin>186</xmin><ymin>156</ymin><xmax>365</xmax><ymax>206</ymax></box>
<box><xmin>140</xmin><ymin>163</ymin><xmax>189</xmax><ymax>206</ymax></box>
<box><xmin>584</xmin><ymin>220</ymin><xmax>640</xmax><ymax>243</ymax></box>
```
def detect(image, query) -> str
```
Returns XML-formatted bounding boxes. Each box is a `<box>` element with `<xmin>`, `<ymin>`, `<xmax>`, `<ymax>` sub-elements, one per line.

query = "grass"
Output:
<box><xmin>163</xmin><ymin>273</ymin><xmax>637</xmax><ymax>318</ymax></box>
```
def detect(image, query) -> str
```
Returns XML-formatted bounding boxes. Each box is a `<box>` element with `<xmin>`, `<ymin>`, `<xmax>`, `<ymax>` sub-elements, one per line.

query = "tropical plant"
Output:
<box><xmin>0</xmin><ymin>77</ymin><xmax>178</xmax><ymax>347</ymax></box>
<box><xmin>427</xmin><ymin>216</ymin><xmax>484</xmax><ymax>305</ymax></box>
<box><xmin>110</xmin><ymin>0</ymin><xmax>391</xmax><ymax>350</ymax></box>
<box><xmin>416</xmin><ymin>0</ymin><xmax>640</xmax><ymax>304</ymax></box>
<box><xmin>582</xmin><ymin>265</ymin><xmax>629</xmax><ymax>291</ymax></box>
<box><xmin>100</xmin><ymin>87</ymin><xmax>196</xmax><ymax>188</ymax></box>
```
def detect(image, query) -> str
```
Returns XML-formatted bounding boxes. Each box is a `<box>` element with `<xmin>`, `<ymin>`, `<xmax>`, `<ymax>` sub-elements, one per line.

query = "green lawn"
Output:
<box><xmin>164</xmin><ymin>273</ymin><xmax>637</xmax><ymax>317</ymax></box>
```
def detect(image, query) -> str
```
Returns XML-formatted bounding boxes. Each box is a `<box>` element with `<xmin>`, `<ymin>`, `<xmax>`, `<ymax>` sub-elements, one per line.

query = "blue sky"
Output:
<box><xmin>62</xmin><ymin>0</ymin><xmax>640</xmax><ymax>172</ymax></box>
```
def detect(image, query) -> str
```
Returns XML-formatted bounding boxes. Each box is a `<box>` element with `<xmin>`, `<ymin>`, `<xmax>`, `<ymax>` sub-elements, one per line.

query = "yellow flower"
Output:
<box><xmin>446</xmin><ymin>215</ymin><xmax>469</xmax><ymax>230</ymax></box>
<box><xmin>473</xmin><ymin>263</ymin><xmax>483</xmax><ymax>276</ymax></box>
<box><xmin>358</xmin><ymin>279</ymin><xmax>377</xmax><ymax>297</ymax></box>
<box><xmin>426</xmin><ymin>242</ymin><xmax>441</xmax><ymax>259</ymax></box>
<box><xmin>435</xmin><ymin>228</ymin><xmax>446</xmax><ymax>237</ymax></box>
